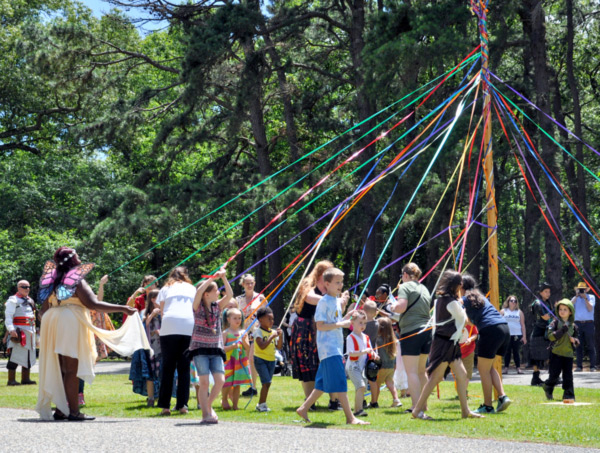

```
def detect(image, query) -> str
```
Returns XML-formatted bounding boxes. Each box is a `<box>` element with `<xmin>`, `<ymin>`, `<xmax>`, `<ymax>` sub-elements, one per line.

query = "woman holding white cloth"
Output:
<box><xmin>36</xmin><ymin>247</ymin><xmax>144</xmax><ymax>421</ymax></box>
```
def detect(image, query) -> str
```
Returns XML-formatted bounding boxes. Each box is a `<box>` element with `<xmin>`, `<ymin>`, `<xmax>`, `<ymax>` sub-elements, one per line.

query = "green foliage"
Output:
<box><xmin>1</xmin><ymin>0</ymin><xmax>599</xmax><ymax>321</ymax></box>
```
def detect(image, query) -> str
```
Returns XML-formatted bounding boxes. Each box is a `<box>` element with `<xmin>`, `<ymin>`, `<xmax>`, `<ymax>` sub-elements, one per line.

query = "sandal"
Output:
<box><xmin>68</xmin><ymin>412</ymin><xmax>96</xmax><ymax>421</ymax></box>
<box><xmin>53</xmin><ymin>410</ymin><xmax>68</xmax><ymax>421</ymax></box>
<box><xmin>413</xmin><ymin>411</ymin><xmax>433</xmax><ymax>420</ymax></box>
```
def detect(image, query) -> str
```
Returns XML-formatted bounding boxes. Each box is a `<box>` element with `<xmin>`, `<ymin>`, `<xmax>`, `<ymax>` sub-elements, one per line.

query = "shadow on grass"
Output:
<box><xmin>124</xmin><ymin>404</ymin><xmax>150</xmax><ymax>411</ymax></box>
<box><xmin>281</xmin><ymin>405</ymin><xmax>336</xmax><ymax>413</ymax></box>
<box><xmin>380</xmin><ymin>409</ymin><xmax>412</xmax><ymax>416</ymax></box>
<box><xmin>304</xmin><ymin>421</ymin><xmax>336</xmax><ymax>428</ymax></box>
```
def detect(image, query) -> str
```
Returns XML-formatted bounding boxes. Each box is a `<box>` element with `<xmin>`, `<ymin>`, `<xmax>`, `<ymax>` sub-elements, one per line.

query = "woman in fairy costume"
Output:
<box><xmin>36</xmin><ymin>247</ymin><xmax>150</xmax><ymax>421</ymax></box>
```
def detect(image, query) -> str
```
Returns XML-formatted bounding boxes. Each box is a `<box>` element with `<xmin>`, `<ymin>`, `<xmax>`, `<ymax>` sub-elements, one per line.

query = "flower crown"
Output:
<box><xmin>60</xmin><ymin>250</ymin><xmax>77</xmax><ymax>264</ymax></box>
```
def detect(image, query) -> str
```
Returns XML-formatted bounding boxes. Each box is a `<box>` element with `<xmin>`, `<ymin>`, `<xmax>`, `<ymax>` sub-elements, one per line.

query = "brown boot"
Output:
<box><xmin>7</xmin><ymin>369</ymin><xmax>21</xmax><ymax>386</ymax></box>
<box><xmin>21</xmin><ymin>367</ymin><xmax>36</xmax><ymax>385</ymax></box>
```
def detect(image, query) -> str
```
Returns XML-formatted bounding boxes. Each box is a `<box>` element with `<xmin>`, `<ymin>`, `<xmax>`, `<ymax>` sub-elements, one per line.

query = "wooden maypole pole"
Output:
<box><xmin>472</xmin><ymin>0</ymin><xmax>503</xmax><ymax>384</ymax></box>
<box><xmin>473</xmin><ymin>1</ymin><xmax>499</xmax><ymax>310</ymax></box>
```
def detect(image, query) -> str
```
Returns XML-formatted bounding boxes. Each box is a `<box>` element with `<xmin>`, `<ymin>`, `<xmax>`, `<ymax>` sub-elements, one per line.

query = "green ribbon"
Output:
<box><xmin>110</xmin><ymin>54</ymin><xmax>480</xmax><ymax>276</ymax></box>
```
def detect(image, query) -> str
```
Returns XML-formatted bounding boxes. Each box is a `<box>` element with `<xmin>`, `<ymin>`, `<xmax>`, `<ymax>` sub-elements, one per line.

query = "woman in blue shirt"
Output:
<box><xmin>461</xmin><ymin>274</ymin><xmax>511</xmax><ymax>414</ymax></box>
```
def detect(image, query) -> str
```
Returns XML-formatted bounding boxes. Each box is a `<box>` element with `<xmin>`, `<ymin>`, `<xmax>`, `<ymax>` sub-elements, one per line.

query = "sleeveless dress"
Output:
<box><xmin>290</xmin><ymin>301</ymin><xmax>320</xmax><ymax>381</ymax></box>
<box><xmin>223</xmin><ymin>331</ymin><xmax>251</xmax><ymax>388</ymax></box>
<box><xmin>36</xmin><ymin>294</ymin><xmax>150</xmax><ymax>420</ymax></box>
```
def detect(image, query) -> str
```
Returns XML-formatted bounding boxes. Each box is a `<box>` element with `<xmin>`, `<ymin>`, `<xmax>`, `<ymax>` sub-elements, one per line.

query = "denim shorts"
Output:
<box><xmin>254</xmin><ymin>356</ymin><xmax>276</xmax><ymax>385</ymax></box>
<box><xmin>193</xmin><ymin>354</ymin><xmax>224</xmax><ymax>376</ymax></box>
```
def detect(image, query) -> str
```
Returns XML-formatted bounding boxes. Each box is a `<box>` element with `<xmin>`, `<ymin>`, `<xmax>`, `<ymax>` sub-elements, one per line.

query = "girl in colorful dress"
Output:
<box><xmin>189</xmin><ymin>266</ymin><xmax>233</xmax><ymax>424</ymax></box>
<box><xmin>221</xmin><ymin>307</ymin><xmax>251</xmax><ymax>410</ymax></box>
<box><xmin>290</xmin><ymin>260</ymin><xmax>334</xmax><ymax>403</ymax></box>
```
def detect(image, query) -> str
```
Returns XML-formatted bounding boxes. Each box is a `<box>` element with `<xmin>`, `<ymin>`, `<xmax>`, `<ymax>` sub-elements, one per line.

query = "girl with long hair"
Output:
<box><xmin>412</xmin><ymin>270</ymin><xmax>481</xmax><ymax>420</ymax></box>
<box><xmin>289</xmin><ymin>260</ymin><xmax>333</xmax><ymax>401</ymax></box>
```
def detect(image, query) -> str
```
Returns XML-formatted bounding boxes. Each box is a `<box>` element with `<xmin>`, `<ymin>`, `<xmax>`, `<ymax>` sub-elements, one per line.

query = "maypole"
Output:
<box><xmin>472</xmin><ymin>0</ymin><xmax>503</xmax><ymax>385</ymax></box>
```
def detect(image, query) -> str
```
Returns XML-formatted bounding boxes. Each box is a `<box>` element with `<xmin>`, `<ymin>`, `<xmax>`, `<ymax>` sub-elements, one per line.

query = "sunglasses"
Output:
<box><xmin>509</xmin><ymin>299</ymin><xmax>516</xmax><ymax>302</ymax></box>
<box><xmin>19</xmin><ymin>286</ymin><xmax>30</xmax><ymax>289</ymax></box>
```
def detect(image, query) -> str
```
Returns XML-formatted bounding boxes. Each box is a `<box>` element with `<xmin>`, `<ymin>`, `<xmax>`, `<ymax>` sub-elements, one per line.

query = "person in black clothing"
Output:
<box><xmin>529</xmin><ymin>283</ymin><xmax>553</xmax><ymax>386</ymax></box>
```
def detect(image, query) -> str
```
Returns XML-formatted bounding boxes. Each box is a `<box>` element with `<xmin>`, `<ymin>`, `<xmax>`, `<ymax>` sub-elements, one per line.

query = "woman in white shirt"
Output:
<box><xmin>500</xmin><ymin>295</ymin><xmax>527</xmax><ymax>374</ymax></box>
<box><xmin>156</xmin><ymin>266</ymin><xmax>196</xmax><ymax>415</ymax></box>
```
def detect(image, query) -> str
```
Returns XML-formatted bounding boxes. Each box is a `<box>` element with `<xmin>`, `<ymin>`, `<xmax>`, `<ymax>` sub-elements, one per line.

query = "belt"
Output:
<box><xmin>13</xmin><ymin>316</ymin><xmax>35</xmax><ymax>326</ymax></box>
<box><xmin>575</xmin><ymin>320</ymin><xmax>594</xmax><ymax>324</ymax></box>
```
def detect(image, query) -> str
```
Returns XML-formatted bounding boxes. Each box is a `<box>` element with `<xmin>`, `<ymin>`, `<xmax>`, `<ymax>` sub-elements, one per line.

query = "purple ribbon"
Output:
<box><xmin>497</xmin><ymin>256</ymin><xmax>557</xmax><ymax>320</ymax></box>
<box><xmin>490</xmin><ymin>71</ymin><xmax>600</xmax><ymax>158</ymax></box>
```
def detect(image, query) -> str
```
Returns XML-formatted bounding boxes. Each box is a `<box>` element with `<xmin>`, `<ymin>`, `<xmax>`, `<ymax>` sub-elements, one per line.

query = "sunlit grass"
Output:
<box><xmin>1</xmin><ymin>371</ymin><xmax>599</xmax><ymax>447</ymax></box>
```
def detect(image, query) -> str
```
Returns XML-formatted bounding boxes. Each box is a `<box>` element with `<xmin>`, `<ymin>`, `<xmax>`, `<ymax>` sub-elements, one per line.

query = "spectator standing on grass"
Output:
<box><xmin>529</xmin><ymin>283</ymin><xmax>553</xmax><ymax>386</ymax></box>
<box><xmin>4</xmin><ymin>280</ymin><xmax>37</xmax><ymax>386</ymax></box>
<box><xmin>571</xmin><ymin>282</ymin><xmax>596</xmax><ymax>372</ymax></box>
<box><xmin>156</xmin><ymin>266</ymin><xmax>196</xmax><ymax>416</ymax></box>
<box><xmin>500</xmin><ymin>295</ymin><xmax>527</xmax><ymax>374</ymax></box>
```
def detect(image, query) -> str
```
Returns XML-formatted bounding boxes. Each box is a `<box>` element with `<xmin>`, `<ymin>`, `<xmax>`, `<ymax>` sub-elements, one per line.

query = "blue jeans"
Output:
<box><xmin>254</xmin><ymin>356</ymin><xmax>275</xmax><ymax>385</ymax></box>
<box><xmin>575</xmin><ymin>321</ymin><xmax>596</xmax><ymax>369</ymax></box>
<box><xmin>193</xmin><ymin>354</ymin><xmax>225</xmax><ymax>376</ymax></box>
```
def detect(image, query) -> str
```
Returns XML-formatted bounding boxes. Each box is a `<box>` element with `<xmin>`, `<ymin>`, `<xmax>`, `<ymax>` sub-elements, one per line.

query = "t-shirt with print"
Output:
<box><xmin>253</xmin><ymin>326</ymin><xmax>276</xmax><ymax>362</ymax></box>
<box><xmin>397</xmin><ymin>281</ymin><xmax>432</xmax><ymax>334</ymax></box>
<box><xmin>314</xmin><ymin>293</ymin><xmax>344</xmax><ymax>360</ymax></box>
<box><xmin>345</xmin><ymin>331</ymin><xmax>371</xmax><ymax>370</ymax></box>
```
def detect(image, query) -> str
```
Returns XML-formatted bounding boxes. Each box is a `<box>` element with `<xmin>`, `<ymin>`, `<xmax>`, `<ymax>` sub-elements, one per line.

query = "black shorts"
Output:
<box><xmin>477</xmin><ymin>323</ymin><xmax>510</xmax><ymax>359</ymax></box>
<box><xmin>400</xmin><ymin>328</ymin><xmax>432</xmax><ymax>356</ymax></box>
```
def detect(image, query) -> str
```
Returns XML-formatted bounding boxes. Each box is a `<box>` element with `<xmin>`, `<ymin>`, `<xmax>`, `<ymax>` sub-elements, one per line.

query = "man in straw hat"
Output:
<box><xmin>571</xmin><ymin>282</ymin><xmax>596</xmax><ymax>372</ymax></box>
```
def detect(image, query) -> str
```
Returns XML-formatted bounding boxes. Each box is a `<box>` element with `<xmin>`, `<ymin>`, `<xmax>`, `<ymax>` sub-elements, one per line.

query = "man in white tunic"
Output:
<box><xmin>5</xmin><ymin>280</ymin><xmax>37</xmax><ymax>385</ymax></box>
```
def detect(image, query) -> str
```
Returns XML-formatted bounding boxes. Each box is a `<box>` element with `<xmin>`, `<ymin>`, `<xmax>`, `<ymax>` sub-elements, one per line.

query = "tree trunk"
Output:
<box><xmin>346</xmin><ymin>0</ymin><xmax>380</xmax><ymax>294</ymax></box>
<box><xmin>565</xmin><ymin>0</ymin><xmax>591</xmax><ymax>274</ymax></box>
<box><xmin>524</xmin><ymin>0</ymin><xmax>562</xmax><ymax>302</ymax></box>
<box><xmin>240</xmin><ymin>14</ymin><xmax>284</xmax><ymax>321</ymax></box>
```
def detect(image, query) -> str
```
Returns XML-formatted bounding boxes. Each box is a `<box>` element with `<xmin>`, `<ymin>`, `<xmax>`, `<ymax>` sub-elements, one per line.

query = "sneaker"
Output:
<box><xmin>517</xmin><ymin>368</ymin><xmax>524</xmax><ymax>374</ymax></box>
<box><xmin>256</xmin><ymin>403</ymin><xmax>271</xmax><ymax>412</ymax></box>
<box><xmin>328</xmin><ymin>400</ymin><xmax>342</xmax><ymax>411</ymax></box>
<box><xmin>363</xmin><ymin>399</ymin><xmax>368</xmax><ymax>409</ymax></box>
<box><xmin>502</xmin><ymin>367</ymin><xmax>508</xmax><ymax>374</ymax></box>
<box><xmin>353</xmin><ymin>409</ymin><xmax>368</xmax><ymax>417</ymax></box>
<box><xmin>242</xmin><ymin>387</ymin><xmax>258</xmax><ymax>397</ymax></box>
<box><xmin>590</xmin><ymin>368</ymin><xmax>597</xmax><ymax>372</ymax></box>
<box><xmin>391</xmin><ymin>399</ymin><xmax>403</xmax><ymax>408</ymax></box>
<box><xmin>496</xmin><ymin>395</ymin><xmax>512</xmax><ymax>412</ymax></box>
<box><xmin>575</xmin><ymin>367</ymin><xmax>583</xmax><ymax>372</ymax></box>
<box><xmin>475</xmin><ymin>404</ymin><xmax>495</xmax><ymax>414</ymax></box>
<box><xmin>368</xmin><ymin>402</ymin><xmax>379</xmax><ymax>409</ymax></box>
<box><xmin>542</xmin><ymin>383</ymin><xmax>554</xmax><ymax>400</ymax></box>
<box><xmin>309</xmin><ymin>403</ymin><xmax>317</xmax><ymax>412</ymax></box>
<box><xmin>178</xmin><ymin>406</ymin><xmax>189</xmax><ymax>415</ymax></box>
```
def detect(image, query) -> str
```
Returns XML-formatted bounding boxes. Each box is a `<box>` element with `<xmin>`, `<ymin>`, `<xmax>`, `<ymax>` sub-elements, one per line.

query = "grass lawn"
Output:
<box><xmin>1</xmin><ymin>371</ymin><xmax>599</xmax><ymax>447</ymax></box>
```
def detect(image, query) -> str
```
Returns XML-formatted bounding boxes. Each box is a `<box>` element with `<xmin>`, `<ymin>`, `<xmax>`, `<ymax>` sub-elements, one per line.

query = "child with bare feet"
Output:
<box><xmin>221</xmin><ymin>308</ymin><xmax>251</xmax><ymax>410</ymax></box>
<box><xmin>296</xmin><ymin>268</ymin><xmax>370</xmax><ymax>425</ymax></box>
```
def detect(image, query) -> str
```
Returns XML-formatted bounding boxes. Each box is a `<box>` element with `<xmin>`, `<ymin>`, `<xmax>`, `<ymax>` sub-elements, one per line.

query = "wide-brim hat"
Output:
<box><xmin>575</xmin><ymin>282</ymin><xmax>589</xmax><ymax>290</ymax></box>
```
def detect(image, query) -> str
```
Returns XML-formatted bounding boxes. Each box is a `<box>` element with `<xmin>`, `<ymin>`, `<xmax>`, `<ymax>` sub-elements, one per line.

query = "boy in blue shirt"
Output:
<box><xmin>296</xmin><ymin>268</ymin><xmax>369</xmax><ymax>425</ymax></box>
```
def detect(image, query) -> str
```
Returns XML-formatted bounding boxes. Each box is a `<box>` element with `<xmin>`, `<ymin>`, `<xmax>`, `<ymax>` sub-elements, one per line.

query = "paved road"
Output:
<box><xmin>1</xmin><ymin>407</ymin><xmax>597</xmax><ymax>453</ymax></box>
